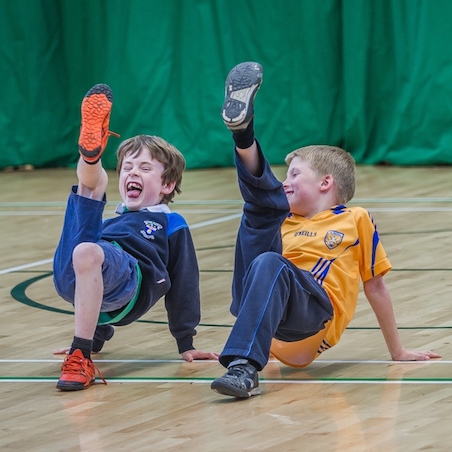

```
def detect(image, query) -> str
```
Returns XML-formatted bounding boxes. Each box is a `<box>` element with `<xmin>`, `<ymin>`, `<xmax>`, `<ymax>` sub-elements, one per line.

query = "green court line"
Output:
<box><xmin>197</xmin><ymin>244</ymin><xmax>235</xmax><ymax>250</ymax></box>
<box><xmin>200</xmin><ymin>269</ymin><xmax>233</xmax><ymax>273</ymax></box>
<box><xmin>10</xmin><ymin>272</ymin><xmax>452</xmax><ymax>330</ymax></box>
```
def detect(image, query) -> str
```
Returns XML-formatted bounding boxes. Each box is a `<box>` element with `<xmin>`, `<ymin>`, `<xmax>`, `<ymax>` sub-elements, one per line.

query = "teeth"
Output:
<box><xmin>127</xmin><ymin>182</ymin><xmax>142</xmax><ymax>191</ymax></box>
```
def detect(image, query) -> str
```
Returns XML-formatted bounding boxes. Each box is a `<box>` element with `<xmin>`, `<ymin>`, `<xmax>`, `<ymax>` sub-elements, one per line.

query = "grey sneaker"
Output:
<box><xmin>222</xmin><ymin>62</ymin><xmax>263</xmax><ymax>131</ymax></box>
<box><xmin>211</xmin><ymin>362</ymin><xmax>261</xmax><ymax>398</ymax></box>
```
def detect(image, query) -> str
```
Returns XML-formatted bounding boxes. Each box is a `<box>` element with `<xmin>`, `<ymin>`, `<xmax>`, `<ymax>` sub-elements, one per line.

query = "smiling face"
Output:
<box><xmin>118</xmin><ymin>148</ymin><xmax>175</xmax><ymax>211</ymax></box>
<box><xmin>282</xmin><ymin>157</ymin><xmax>324</xmax><ymax>217</ymax></box>
<box><xmin>282</xmin><ymin>156</ymin><xmax>337</xmax><ymax>218</ymax></box>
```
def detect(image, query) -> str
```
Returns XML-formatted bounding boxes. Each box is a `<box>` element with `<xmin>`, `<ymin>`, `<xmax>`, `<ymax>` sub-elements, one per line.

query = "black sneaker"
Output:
<box><xmin>92</xmin><ymin>324</ymin><xmax>114</xmax><ymax>353</ymax></box>
<box><xmin>211</xmin><ymin>362</ymin><xmax>261</xmax><ymax>398</ymax></box>
<box><xmin>222</xmin><ymin>62</ymin><xmax>263</xmax><ymax>131</ymax></box>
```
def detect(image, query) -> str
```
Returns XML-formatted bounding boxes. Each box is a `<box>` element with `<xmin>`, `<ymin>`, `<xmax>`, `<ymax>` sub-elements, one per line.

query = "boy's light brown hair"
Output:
<box><xmin>285</xmin><ymin>145</ymin><xmax>356</xmax><ymax>204</ymax></box>
<box><xmin>116</xmin><ymin>135</ymin><xmax>185</xmax><ymax>204</ymax></box>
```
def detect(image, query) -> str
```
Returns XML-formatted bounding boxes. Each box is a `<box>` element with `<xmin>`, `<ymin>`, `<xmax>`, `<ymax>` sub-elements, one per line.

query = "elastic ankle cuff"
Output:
<box><xmin>82</xmin><ymin>158</ymin><xmax>101</xmax><ymax>165</ymax></box>
<box><xmin>228</xmin><ymin>358</ymin><xmax>249</xmax><ymax>368</ymax></box>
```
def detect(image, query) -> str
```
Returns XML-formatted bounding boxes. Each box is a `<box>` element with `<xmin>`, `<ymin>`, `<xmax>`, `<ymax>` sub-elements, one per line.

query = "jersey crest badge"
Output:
<box><xmin>140</xmin><ymin>220</ymin><xmax>163</xmax><ymax>239</ymax></box>
<box><xmin>324</xmin><ymin>230</ymin><xmax>344</xmax><ymax>249</ymax></box>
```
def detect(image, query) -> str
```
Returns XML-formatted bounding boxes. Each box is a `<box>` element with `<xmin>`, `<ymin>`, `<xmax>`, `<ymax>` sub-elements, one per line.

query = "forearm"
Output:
<box><xmin>364</xmin><ymin>275</ymin><xmax>441</xmax><ymax>362</ymax></box>
<box><xmin>372</xmin><ymin>302</ymin><xmax>404</xmax><ymax>359</ymax></box>
<box><xmin>364</xmin><ymin>276</ymin><xmax>404</xmax><ymax>359</ymax></box>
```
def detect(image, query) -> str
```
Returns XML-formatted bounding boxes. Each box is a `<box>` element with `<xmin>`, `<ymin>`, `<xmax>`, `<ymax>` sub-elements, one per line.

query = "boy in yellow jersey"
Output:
<box><xmin>211</xmin><ymin>62</ymin><xmax>441</xmax><ymax>398</ymax></box>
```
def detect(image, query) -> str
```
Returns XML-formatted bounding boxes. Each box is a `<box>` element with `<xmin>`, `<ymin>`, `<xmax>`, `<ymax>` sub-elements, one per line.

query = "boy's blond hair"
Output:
<box><xmin>116</xmin><ymin>135</ymin><xmax>185</xmax><ymax>204</ymax></box>
<box><xmin>285</xmin><ymin>145</ymin><xmax>356</xmax><ymax>204</ymax></box>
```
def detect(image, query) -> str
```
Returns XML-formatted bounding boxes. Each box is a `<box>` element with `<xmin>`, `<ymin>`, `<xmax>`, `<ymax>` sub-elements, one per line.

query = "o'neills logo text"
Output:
<box><xmin>294</xmin><ymin>230</ymin><xmax>317</xmax><ymax>237</ymax></box>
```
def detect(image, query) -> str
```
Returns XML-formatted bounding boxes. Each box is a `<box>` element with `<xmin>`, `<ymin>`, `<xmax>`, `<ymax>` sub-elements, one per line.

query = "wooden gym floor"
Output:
<box><xmin>1</xmin><ymin>163</ymin><xmax>452</xmax><ymax>451</ymax></box>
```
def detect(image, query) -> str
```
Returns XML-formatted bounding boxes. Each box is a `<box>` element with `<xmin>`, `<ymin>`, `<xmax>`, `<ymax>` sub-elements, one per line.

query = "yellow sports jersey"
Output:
<box><xmin>281</xmin><ymin>205</ymin><xmax>392</xmax><ymax>348</ymax></box>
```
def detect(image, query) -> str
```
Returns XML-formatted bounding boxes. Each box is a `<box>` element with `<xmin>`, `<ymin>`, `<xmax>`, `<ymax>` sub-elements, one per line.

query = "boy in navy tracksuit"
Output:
<box><xmin>211</xmin><ymin>62</ymin><xmax>440</xmax><ymax>398</ymax></box>
<box><xmin>53</xmin><ymin>84</ymin><xmax>218</xmax><ymax>391</ymax></box>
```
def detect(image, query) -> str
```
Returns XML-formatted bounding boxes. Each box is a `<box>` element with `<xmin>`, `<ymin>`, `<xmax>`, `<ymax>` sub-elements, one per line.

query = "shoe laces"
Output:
<box><xmin>107</xmin><ymin>130</ymin><xmax>120</xmax><ymax>138</ymax></box>
<box><xmin>100</xmin><ymin>129</ymin><xmax>120</xmax><ymax>153</ymax></box>
<box><xmin>62</xmin><ymin>353</ymin><xmax>107</xmax><ymax>385</ymax></box>
<box><xmin>228</xmin><ymin>363</ymin><xmax>254</xmax><ymax>378</ymax></box>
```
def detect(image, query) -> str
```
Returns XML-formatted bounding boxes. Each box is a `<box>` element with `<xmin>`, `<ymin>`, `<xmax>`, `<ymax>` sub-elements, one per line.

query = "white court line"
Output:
<box><xmin>0</xmin><ymin>359</ymin><xmax>196</xmax><ymax>363</ymax></box>
<box><xmin>1</xmin><ymin>379</ymin><xmax>451</xmax><ymax>385</ymax></box>
<box><xmin>188</xmin><ymin>213</ymin><xmax>241</xmax><ymax>229</ymax></box>
<box><xmin>0</xmin><ymin>209</ymin><xmax>241</xmax><ymax>216</ymax></box>
<box><xmin>1</xmin><ymin>359</ymin><xmax>451</xmax><ymax>364</ymax></box>
<box><xmin>2</xmin><ymin>198</ymin><xmax>452</xmax><ymax>275</ymax></box>
<box><xmin>2</xmin><ymin>360</ymin><xmax>450</xmax><ymax>384</ymax></box>
<box><xmin>4</xmin><ymin>207</ymin><xmax>452</xmax><ymax>216</ymax></box>
<box><xmin>0</xmin><ymin>259</ymin><xmax>54</xmax><ymax>275</ymax></box>
<box><xmin>1</xmin><ymin>197</ymin><xmax>452</xmax><ymax>206</ymax></box>
<box><xmin>367</xmin><ymin>207</ymin><xmax>452</xmax><ymax>212</ymax></box>
<box><xmin>0</xmin><ymin>213</ymin><xmax>242</xmax><ymax>275</ymax></box>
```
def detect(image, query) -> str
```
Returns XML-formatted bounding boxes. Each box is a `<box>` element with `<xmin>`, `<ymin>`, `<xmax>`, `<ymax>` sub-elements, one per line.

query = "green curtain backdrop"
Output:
<box><xmin>1</xmin><ymin>0</ymin><xmax>452</xmax><ymax>170</ymax></box>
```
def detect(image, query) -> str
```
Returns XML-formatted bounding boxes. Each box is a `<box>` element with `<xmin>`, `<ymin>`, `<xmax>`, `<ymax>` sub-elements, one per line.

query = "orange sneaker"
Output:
<box><xmin>56</xmin><ymin>349</ymin><xmax>106</xmax><ymax>391</ymax></box>
<box><xmin>78</xmin><ymin>84</ymin><xmax>119</xmax><ymax>164</ymax></box>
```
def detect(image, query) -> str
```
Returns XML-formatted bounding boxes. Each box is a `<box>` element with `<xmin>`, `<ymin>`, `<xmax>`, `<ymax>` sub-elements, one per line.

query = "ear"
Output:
<box><xmin>319</xmin><ymin>174</ymin><xmax>334</xmax><ymax>192</ymax></box>
<box><xmin>162</xmin><ymin>181</ymin><xmax>176</xmax><ymax>194</ymax></box>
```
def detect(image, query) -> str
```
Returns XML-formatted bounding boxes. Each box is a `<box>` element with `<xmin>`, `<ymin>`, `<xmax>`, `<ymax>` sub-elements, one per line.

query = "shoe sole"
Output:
<box><xmin>56</xmin><ymin>379</ymin><xmax>95</xmax><ymax>391</ymax></box>
<box><xmin>210</xmin><ymin>380</ymin><xmax>261</xmax><ymax>398</ymax></box>
<box><xmin>222</xmin><ymin>62</ymin><xmax>263</xmax><ymax>131</ymax></box>
<box><xmin>78</xmin><ymin>84</ymin><xmax>113</xmax><ymax>163</ymax></box>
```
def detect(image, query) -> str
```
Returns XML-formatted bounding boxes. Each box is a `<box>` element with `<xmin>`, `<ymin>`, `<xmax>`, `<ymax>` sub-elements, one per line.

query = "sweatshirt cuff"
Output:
<box><xmin>177</xmin><ymin>335</ymin><xmax>195</xmax><ymax>354</ymax></box>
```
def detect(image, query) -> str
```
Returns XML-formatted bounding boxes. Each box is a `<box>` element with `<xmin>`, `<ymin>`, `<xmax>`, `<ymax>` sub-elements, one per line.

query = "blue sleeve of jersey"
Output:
<box><xmin>166</xmin><ymin>212</ymin><xmax>189</xmax><ymax>236</ymax></box>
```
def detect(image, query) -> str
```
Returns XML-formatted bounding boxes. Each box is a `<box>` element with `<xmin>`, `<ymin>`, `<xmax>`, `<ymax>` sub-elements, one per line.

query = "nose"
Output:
<box><xmin>129</xmin><ymin>165</ymin><xmax>140</xmax><ymax>176</ymax></box>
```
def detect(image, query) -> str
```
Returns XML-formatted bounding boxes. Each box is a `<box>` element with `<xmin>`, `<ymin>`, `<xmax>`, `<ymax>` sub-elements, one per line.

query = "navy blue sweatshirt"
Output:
<box><xmin>101</xmin><ymin>204</ymin><xmax>200</xmax><ymax>353</ymax></box>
